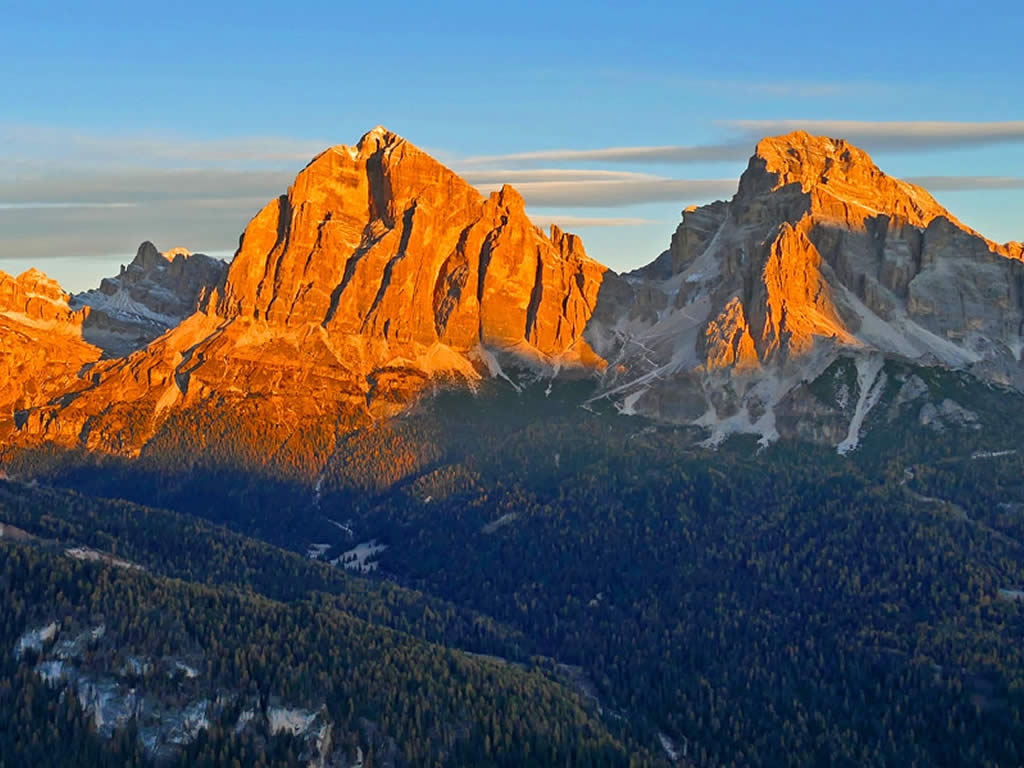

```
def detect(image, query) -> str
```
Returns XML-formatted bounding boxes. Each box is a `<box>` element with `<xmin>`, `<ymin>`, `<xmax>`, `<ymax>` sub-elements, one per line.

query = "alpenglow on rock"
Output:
<box><xmin>0</xmin><ymin>127</ymin><xmax>608</xmax><ymax>454</ymax></box>
<box><xmin>590</xmin><ymin>131</ymin><xmax>1024</xmax><ymax>444</ymax></box>
<box><xmin>215</xmin><ymin>126</ymin><xmax>606</xmax><ymax>366</ymax></box>
<box><xmin>1</xmin><ymin>127</ymin><xmax>1022</xmax><ymax>456</ymax></box>
<box><xmin>0</xmin><ymin>269</ymin><xmax>100</xmax><ymax>418</ymax></box>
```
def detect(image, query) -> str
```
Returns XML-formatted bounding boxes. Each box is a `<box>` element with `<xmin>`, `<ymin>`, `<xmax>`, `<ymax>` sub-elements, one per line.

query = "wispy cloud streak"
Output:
<box><xmin>463</xmin><ymin>144</ymin><xmax>749</xmax><ymax>166</ymax></box>
<box><xmin>462</xmin><ymin>121</ymin><xmax>1024</xmax><ymax>167</ymax></box>
<box><xmin>0</xmin><ymin>202</ymin><xmax>137</xmax><ymax>210</ymax></box>
<box><xmin>528</xmin><ymin>215</ymin><xmax>655</xmax><ymax>228</ymax></box>
<box><xmin>460</xmin><ymin>168</ymin><xmax>662</xmax><ymax>183</ymax></box>
<box><xmin>476</xmin><ymin>179</ymin><xmax>736</xmax><ymax>207</ymax></box>
<box><xmin>906</xmin><ymin>175</ymin><xmax>1024</xmax><ymax>191</ymax></box>
<box><xmin>728</xmin><ymin>120</ymin><xmax>1024</xmax><ymax>151</ymax></box>
<box><xmin>0</xmin><ymin>170</ymin><xmax>294</xmax><ymax>205</ymax></box>
<box><xmin>0</xmin><ymin>123</ymin><xmax>330</xmax><ymax>171</ymax></box>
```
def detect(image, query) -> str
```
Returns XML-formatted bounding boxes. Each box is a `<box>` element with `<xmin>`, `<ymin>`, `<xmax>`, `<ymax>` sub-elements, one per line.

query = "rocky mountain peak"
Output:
<box><xmin>0</xmin><ymin>268</ymin><xmax>79</xmax><ymax>325</ymax></box>
<box><xmin>3</xmin><ymin>128</ymin><xmax>1022</xmax><ymax>457</ymax></box>
<box><xmin>598</xmin><ymin>131</ymin><xmax>1024</xmax><ymax>447</ymax></box>
<box><xmin>738</xmin><ymin>130</ymin><xmax>949</xmax><ymax>231</ymax></box>
<box><xmin>216</xmin><ymin>129</ymin><xmax>605</xmax><ymax>370</ymax></box>
<box><xmin>0</xmin><ymin>128</ymin><xmax>608</xmax><ymax>454</ymax></box>
<box><xmin>0</xmin><ymin>269</ymin><xmax>100</xmax><ymax>421</ymax></box>
<box><xmin>71</xmin><ymin>241</ymin><xmax>228</xmax><ymax>357</ymax></box>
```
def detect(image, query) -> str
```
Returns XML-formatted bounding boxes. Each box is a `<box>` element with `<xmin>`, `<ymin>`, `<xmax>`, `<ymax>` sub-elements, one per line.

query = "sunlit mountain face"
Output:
<box><xmin>4</xmin><ymin>128</ymin><xmax>1024</xmax><ymax>767</ymax></box>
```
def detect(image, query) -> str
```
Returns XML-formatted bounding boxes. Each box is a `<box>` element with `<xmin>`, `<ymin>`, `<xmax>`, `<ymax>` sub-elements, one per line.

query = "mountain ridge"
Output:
<box><xmin>2</xmin><ymin>127</ymin><xmax>1022</xmax><ymax>455</ymax></box>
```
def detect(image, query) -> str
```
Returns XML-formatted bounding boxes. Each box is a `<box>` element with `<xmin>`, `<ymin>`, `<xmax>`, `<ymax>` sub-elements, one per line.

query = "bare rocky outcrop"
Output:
<box><xmin>215</xmin><ymin>127</ymin><xmax>605</xmax><ymax>365</ymax></box>
<box><xmin>2</xmin><ymin>128</ymin><xmax>1023</xmax><ymax>456</ymax></box>
<box><xmin>594</xmin><ymin>130</ymin><xmax>1024</xmax><ymax>446</ymax></box>
<box><xmin>2</xmin><ymin>127</ymin><xmax>607</xmax><ymax>455</ymax></box>
<box><xmin>72</xmin><ymin>241</ymin><xmax>227</xmax><ymax>356</ymax></box>
<box><xmin>0</xmin><ymin>270</ymin><xmax>100</xmax><ymax>421</ymax></box>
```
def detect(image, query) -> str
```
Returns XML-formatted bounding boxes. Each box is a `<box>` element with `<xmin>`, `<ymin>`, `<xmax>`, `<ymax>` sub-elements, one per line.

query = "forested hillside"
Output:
<box><xmin>5</xmin><ymin>362</ymin><xmax>1024</xmax><ymax>765</ymax></box>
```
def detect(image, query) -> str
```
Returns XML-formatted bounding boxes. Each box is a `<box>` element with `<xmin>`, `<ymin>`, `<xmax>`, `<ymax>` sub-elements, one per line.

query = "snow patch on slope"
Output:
<box><xmin>73</xmin><ymin>289</ymin><xmax>177</xmax><ymax>327</ymax></box>
<box><xmin>477</xmin><ymin>346</ymin><xmax>522</xmax><ymax>391</ymax></box>
<box><xmin>268</xmin><ymin>706</ymin><xmax>319</xmax><ymax>736</ymax></box>
<box><xmin>837</xmin><ymin>355</ymin><xmax>886</xmax><ymax>455</ymax></box>
<box><xmin>66</xmin><ymin>546</ymin><xmax>143</xmax><ymax>570</ymax></box>
<box><xmin>659</xmin><ymin>732</ymin><xmax>683</xmax><ymax>763</ymax></box>
<box><xmin>332</xmin><ymin>540</ymin><xmax>388</xmax><ymax>573</ymax></box>
<box><xmin>15</xmin><ymin>622</ymin><xmax>59</xmax><ymax>659</ymax></box>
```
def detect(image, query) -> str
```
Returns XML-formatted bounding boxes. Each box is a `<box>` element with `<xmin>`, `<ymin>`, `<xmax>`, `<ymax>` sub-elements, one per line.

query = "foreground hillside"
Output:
<box><xmin>6</xmin><ymin>365</ymin><xmax>1024</xmax><ymax>766</ymax></box>
<box><xmin>0</xmin><ymin>480</ymin><xmax>655</xmax><ymax>767</ymax></box>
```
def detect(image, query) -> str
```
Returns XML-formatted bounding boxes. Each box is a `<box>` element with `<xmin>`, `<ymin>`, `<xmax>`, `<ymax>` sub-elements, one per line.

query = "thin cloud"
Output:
<box><xmin>476</xmin><ymin>179</ymin><xmax>736</xmax><ymax>208</ymax></box>
<box><xmin>463</xmin><ymin>143</ymin><xmax>749</xmax><ymax>166</ymax></box>
<box><xmin>0</xmin><ymin>199</ymin><xmax>258</xmax><ymax>262</ymax></box>
<box><xmin>460</xmin><ymin>168</ymin><xmax>661</xmax><ymax>184</ymax></box>
<box><xmin>0</xmin><ymin>202</ymin><xmax>137</xmax><ymax>210</ymax></box>
<box><xmin>726</xmin><ymin>120</ymin><xmax>1024</xmax><ymax>151</ymax></box>
<box><xmin>461</xmin><ymin>120</ymin><xmax>1024</xmax><ymax>168</ymax></box>
<box><xmin>906</xmin><ymin>176</ymin><xmax>1024</xmax><ymax>191</ymax></box>
<box><xmin>0</xmin><ymin>123</ymin><xmax>330</xmax><ymax>170</ymax></box>
<box><xmin>528</xmin><ymin>215</ymin><xmax>656</xmax><ymax>229</ymax></box>
<box><xmin>0</xmin><ymin>169</ymin><xmax>294</xmax><ymax>205</ymax></box>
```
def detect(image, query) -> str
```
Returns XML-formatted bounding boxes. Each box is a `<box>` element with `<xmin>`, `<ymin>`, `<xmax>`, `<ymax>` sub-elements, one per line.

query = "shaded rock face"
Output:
<box><xmin>72</xmin><ymin>242</ymin><xmax>228</xmax><ymax>357</ymax></box>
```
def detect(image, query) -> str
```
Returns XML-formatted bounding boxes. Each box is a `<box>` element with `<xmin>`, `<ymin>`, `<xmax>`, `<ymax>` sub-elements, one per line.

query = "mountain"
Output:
<box><xmin>0</xmin><ymin>269</ymin><xmax>100</xmax><ymax>417</ymax></box>
<box><xmin>1</xmin><ymin>127</ymin><xmax>607</xmax><ymax>455</ymax></box>
<box><xmin>592</xmin><ymin>131</ymin><xmax>1024</xmax><ymax>444</ymax></box>
<box><xmin>2</xmin><ymin>127</ymin><xmax>1023</xmax><ymax>458</ymax></box>
<box><xmin>6</xmin><ymin>127</ymin><xmax>1024</xmax><ymax>768</ymax></box>
<box><xmin>71</xmin><ymin>241</ymin><xmax>227</xmax><ymax>357</ymax></box>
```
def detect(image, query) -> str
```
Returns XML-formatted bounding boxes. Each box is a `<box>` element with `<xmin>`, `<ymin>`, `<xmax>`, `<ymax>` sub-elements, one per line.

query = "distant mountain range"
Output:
<box><xmin>2</xmin><ymin>127</ymin><xmax>1023</xmax><ymax>456</ymax></box>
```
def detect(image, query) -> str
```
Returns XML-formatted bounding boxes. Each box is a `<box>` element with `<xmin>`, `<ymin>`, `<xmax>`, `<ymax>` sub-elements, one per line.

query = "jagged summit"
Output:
<box><xmin>0</xmin><ymin>268</ymin><xmax>99</xmax><ymax>420</ymax></box>
<box><xmin>316</xmin><ymin>125</ymin><xmax>407</xmax><ymax>164</ymax></box>
<box><xmin>0</xmin><ymin>267</ymin><xmax>80</xmax><ymax>324</ymax></box>
<box><xmin>217</xmin><ymin>126</ymin><xmax>603</xmax><ymax>368</ymax></box>
<box><xmin>2</xmin><ymin>128</ymin><xmax>608</xmax><ymax>453</ymax></box>
<box><xmin>749</xmin><ymin>130</ymin><xmax>950</xmax><ymax>228</ymax></box>
<box><xmin>747</xmin><ymin>131</ymin><xmax>1023</xmax><ymax>258</ymax></box>
<box><xmin>71</xmin><ymin>241</ymin><xmax>227</xmax><ymax>357</ymax></box>
<box><xmin>2</xmin><ymin>128</ymin><xmax>1023</xmax><ymax>456</ymax></box>
<box><xmin>592</xmin><ymin>130</ymin><xmax>1024</xmax><ymax>446</ymax></box>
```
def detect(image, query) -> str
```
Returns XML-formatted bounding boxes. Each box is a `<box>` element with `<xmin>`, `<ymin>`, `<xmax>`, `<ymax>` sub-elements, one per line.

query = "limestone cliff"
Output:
<box><xmin>0</xmin><ymin>270</ymin><xmax>100</xmax><ymax>419</ymax></box>
<box><xmin>3</xmin><ymin>127</ymin><xmax>607</xmax><ymax>455</ymax></box>
<box><xmin>596</xmin><ymin>130</ymin><xmax>1024</xmax><ymax>446</ymax></box>
<box><xmin>72</xmin><ymin>242</ymin><xmax>228</xmax><ymax>356</ymax></box>
<box><xmin>215</xmin><ymin>127</ymin><xmax>604</xmax><ymax>364</ymax></box>
<box><xmin>3</xmin><ymin>128</ymin><xmax>1023</xmax><ymax>457</ymax></box>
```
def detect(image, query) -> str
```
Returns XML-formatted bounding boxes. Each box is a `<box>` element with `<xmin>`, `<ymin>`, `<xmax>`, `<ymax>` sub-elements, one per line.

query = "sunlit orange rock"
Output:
<box><xmin>3</xmin><ymin>127</ymin><xmax>607</xmax><ymax>455</ymax></box>
<box><xmin>0</xmin><ymin>270</ymin><xmax>100</xmax><ymax>423</ymax></box>
<box><xmin>217</xmin><ymin>127</ymin><xmax>604</xmax><ymax>365</ymax></box>
<box><xmin>5</xmin><ymin>128</ymin><xmax>1024</xmax><ymax>456</ymax></box>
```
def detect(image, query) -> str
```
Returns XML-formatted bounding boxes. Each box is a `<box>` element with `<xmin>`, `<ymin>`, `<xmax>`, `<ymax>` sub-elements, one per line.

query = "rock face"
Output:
<box><xmin>72</xmin><ymin>242</ymin><xmax>227</xmax><ymax>356</ymax></box>
<box><xmin>2</xmin><ymin>127</ymin><xmax>607</xmax><ymax>455</ymax></box>
<box><xmin>2</xmin><ymin>127</ymin><xmax>1023</xmax><ymax>456</ymax></box>
<box><xmin>591</xmin><ymin>131</ymin><xmax>1024</xmax><ymax>445</ymax></box>
<box><xmin>0</xmin><ymin>270</ymin><xmax>100</xmax><ymax>419</ymax></box>
<box><xmin>215</xmin><ymin>127</ymin><xmax>604</xmax><ymax>364</ymax></box>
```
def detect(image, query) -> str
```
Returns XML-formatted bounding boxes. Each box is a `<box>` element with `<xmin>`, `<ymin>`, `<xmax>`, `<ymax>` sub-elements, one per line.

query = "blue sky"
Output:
<box><xmin>2</xmin><ymin>0</ymin><xmax>1023</xmax><ymax>290</ymax></box>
